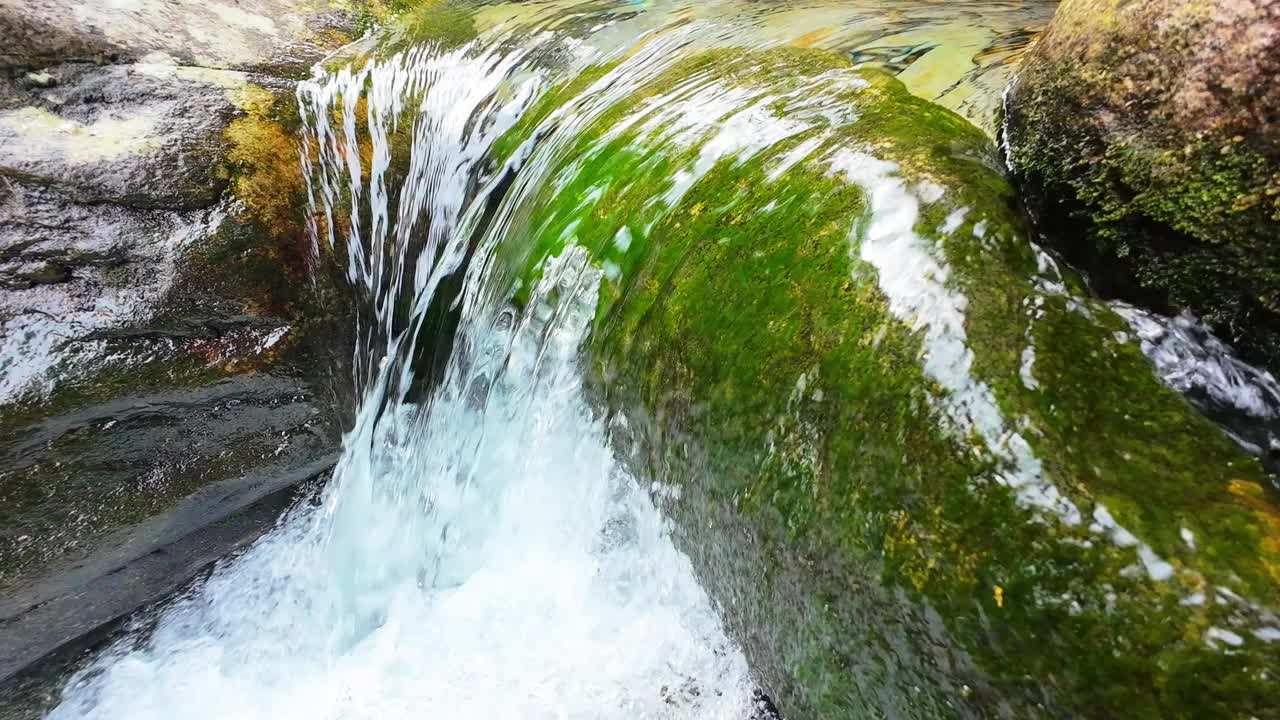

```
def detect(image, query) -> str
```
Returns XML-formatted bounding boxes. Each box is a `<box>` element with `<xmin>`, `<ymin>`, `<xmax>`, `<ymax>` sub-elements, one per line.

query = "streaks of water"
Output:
<box><xmin>50</xmin><ymin>35</ymin><xmax>752</xmax><ymax>720</ymax></box>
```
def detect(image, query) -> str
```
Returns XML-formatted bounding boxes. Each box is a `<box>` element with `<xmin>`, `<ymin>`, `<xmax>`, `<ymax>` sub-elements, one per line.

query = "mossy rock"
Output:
<box><xmin>493</xmin><ymin>47</ymin><xmax>1280</xmax><ymax>719</ymax></box>
<box><xmin>326</xmin><ymin>0</ymin><xmax>478</xmax><ymax>71</ymax></box>
<box><xmin>220</xmin><ymin>81</ymin><xmax>362</xmax><ymax>383</ymax></box>
<box><xmin>1005</xmin><ymin>0</ymin><xmax>1280</xmax><ymax>373</ymax></box>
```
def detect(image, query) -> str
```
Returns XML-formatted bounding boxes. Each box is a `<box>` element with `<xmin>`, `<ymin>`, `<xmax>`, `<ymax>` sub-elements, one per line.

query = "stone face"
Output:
<box><xmin>0</xmin><ymin>64</ymin><xmax>243</xmax><ymax>209</ymax></box>
<box><xmin>0</xmin><ymin>0</ymin><xmax>361</xmax><ymax>73</ymax></box>
<box><xmin>0</xmin><ymin>179</ymin><xmax>206</xmax><ymax>404</ymax></box>
<box><xmin>1005</xmin><ymin>0</ymin><xmax>1280</xmax><ymax>373</ymax></box>
<box><xmin>494</xmin><ymin>48</ymin><xmax>1280</xmax><ymax>719</ymax></box>
<box><xmin>0</xmin><ymin>0</ymin><xmax>362</xmax><ymax>688</ymax></box>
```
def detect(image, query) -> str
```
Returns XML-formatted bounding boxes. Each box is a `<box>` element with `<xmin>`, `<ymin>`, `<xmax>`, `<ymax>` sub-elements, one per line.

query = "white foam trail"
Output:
<box><xmin>828</xmin><ymin>149</ymin><xmax>1189</xmax><ymax>585</ymax></box>
<box><xmin>1112</xmin><ymin>303</ymin><xmax>1280</xmax><ymax>421</ymax></box>
<box><xmin>50</xmin><ymin>38</ymin><xmax>752</xmax><ymax>720</ymax></box>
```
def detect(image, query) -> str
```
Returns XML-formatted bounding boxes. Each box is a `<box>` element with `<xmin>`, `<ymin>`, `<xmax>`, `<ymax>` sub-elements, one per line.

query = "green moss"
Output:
<box><xmin>490</xmin><ymin>61</ymin><xmax>621</xmax><ymax>167</ymax></box>
<box><xmin>1006</xmin><ymin>0</ymin><xmax>1280</xmax><ymax>371</ymax></box>
<box><xmin>322</xmin><ymin>0</ymin><xmax>479</xmax><ymax>76</ymax></box>
<box><xmin>397</xmin><ymin>0</ymin><xmax>476</xmax><ymax>48</ymax></box>
<box><xmin>493</xmin><ymin>47</ymin><xmax>1280</xmax><ymax>719</ymax></box>
<box><xmin>218</xmin><ymin>83</ymin><xmax>371</xmax><ymax>340</ymax></box>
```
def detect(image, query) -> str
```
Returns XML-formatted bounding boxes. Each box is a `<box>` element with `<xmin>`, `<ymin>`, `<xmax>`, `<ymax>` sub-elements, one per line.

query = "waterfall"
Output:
<box><xmin>23</xmin><ymin>2</ymin><xmax>1280</xmax><ymax>719</ymax></box>
<box><xmin>48</xmin><ymin>31</ymin><xmax>756</xmax><ymax>720</ymax></box>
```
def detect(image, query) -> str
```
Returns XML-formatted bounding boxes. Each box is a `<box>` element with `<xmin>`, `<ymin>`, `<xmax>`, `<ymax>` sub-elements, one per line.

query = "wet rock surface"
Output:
<box><xmin>0</xmin><ymin>0</ymin><xmax>362</xmax><ymax>74</ymax></box>
<box><xmin>0</xmin><ymin>0</ymin><xmax>361</xmax><ymax>692</ymax></box>
<box><xmin>0</xmin><ymin>63</ymin><xmax>242</xmax><ymax>209</ymax></box>
<box><xmin>0</xmin><ymin>473</ymin><xmax>329</xmax><ymax>720</ymax></box>
<box><xmin>0</xmin><ymin>375</ymin><xmax>330</xmax><ymax>596</ymax></box>
<box><xmin>1005</xmin><ymin>0</ymin><xmax>1280</xmax><ymax>374</ymax></box>
<box><xmin>0</xmin><ymin>179</ymin><xmax>213</xmax><ymax>400</ymax></box>
<box><xmin>496</xmin><ymin>47</ymin><xmax>1280</xmax><ymax>719</ymax></box>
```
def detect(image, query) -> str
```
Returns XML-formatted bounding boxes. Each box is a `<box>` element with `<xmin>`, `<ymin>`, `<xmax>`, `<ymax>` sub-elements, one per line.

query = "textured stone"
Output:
<box><xmin>1005</xmin><ymin>0</ymin><xmax>1280</xmax><ymax>372</ymax></box>
<box><xmin>0</xmin><ymin>0</ymin><xmax>362</xmax><ymax>689</ymax></box>
<box><xmin>0</xmin><ymin>64</ymin><xmax>247</xmax><ymax>209</ymax></box>
<box><xmin>0</xmin><ymin>0</ymin><xmax>361</xmax><ymax>73</ymax></box>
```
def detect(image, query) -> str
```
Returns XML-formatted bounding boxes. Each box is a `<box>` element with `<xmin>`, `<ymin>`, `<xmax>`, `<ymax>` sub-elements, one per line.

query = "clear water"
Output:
<box><xmin>49</xmin><ymin>19</ymin><xmax>757</xmax><ymax>720</ymax></box>
<box><xmin>49</xmin><ymin>248</ymin><xmax>751</xmax><ymax>720</ymax></box>
<box><xmin>44</xmin><ymin>2</ymin><xmax>1060</xmax><ymax>718</ymax></box>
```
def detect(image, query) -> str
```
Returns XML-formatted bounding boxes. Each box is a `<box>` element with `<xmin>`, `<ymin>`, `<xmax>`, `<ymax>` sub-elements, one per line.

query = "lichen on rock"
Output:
<box><xmin>221</xmin><ymin>85</ymin><xmax>315</xmax><ymax>312</ymax></box>
<box><xmin>1005</xmin><ymin>0</ymin><xmax>1280</xmax><ymax>374</ymax></box>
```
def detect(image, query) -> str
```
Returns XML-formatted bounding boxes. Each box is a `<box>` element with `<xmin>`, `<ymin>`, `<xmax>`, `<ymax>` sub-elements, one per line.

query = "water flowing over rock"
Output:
<box><xmin>3</xmin><ymin>2</ymin><xmax>1278</xmax><ymax>720</ymax></box>
<box><xmin>482</xmin><ymin>41</ymin><xmax>1280</xmax><ymax>718</ymax></box>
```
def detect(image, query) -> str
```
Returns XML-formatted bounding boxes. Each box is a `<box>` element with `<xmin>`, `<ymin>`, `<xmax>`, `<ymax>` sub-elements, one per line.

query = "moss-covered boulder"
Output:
<box><xmin>1005</xmin><ymin>0</ymin><xmax>1280</xmax><ymax>373</ymax></box>
<box><xmin>493</xmin><ymin>48</ymin><xmax>1280</xmax><ymax>719</ymax></box>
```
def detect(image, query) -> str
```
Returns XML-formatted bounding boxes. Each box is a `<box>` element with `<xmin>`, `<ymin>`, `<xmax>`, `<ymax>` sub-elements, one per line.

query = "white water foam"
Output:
<box><xmin>1112</xmin><ymin>302</ymin><xmax>1280</xmax><ymax>421</ymax></box>
<box><xmin>50</xmin><ymin>39</ymin><xmax>752</xmax><ymax>720</ymax></box>
<box><xmin>826</xmin><ymin>149</ymin><xmax>1189</xmax><ymax>585</ymax></box>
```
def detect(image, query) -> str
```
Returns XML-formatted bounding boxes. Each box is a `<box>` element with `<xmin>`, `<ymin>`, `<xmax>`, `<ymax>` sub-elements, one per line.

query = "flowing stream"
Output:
<box><xmin>45</xmin><ymin>2</ymin><xmax>1060</xmax><ymax>718</ymax></box>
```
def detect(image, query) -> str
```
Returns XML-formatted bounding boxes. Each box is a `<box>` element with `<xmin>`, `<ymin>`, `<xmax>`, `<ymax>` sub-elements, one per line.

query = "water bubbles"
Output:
<box><xmin>51</xmin><ymin>28</ymin><xmax>752</xmax><ymax>720</ymax></box>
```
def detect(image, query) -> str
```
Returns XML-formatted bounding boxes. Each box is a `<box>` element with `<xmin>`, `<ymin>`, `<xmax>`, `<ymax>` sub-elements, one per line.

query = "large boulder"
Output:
<box><xmin>495</xmin><ymin>48</ymin><xmax>1280</xmax><ymax>719</ymax></box>
<box><xmin>1004</xmin><ymin>0</ymin><xmax>1280</xmax><ymax>373</ymax></box>
<box><xmin>0</xmin><ymin>0</ymin><xmax>364</xmax><ymax>697</ymax></box>
<box><xmin>0</xmin><ymin>0</ymin><xmax>364</xmax><ymax>74</ymax></box>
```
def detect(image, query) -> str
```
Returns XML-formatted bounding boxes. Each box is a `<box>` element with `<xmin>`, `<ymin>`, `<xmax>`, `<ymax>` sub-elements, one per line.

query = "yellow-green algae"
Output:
<box><xmin>491</xmin><ymin>47</ymin><xmax>1280</xmax><ymax>719</ymax></box>
<box><xmin>219</xmin><ymin>83</ymin><xmax>361</xmax><ymax>398</ymax></box>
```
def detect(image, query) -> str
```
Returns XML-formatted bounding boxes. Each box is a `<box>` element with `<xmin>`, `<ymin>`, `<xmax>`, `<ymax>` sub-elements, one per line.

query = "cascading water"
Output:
<box><xmin>47</xmin><ymin>25</ymin><xmax>763</xmax><ymax>720</ymax></box>
<box><xmin>19</xmin><ymin>2</ymin><xmax>1280</xmax><ymax>719</ymax></box>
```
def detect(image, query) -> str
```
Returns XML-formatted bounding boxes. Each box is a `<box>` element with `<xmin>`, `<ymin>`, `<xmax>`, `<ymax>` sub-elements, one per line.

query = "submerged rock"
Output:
<box><xmin>496</xmin><ymin>47</ymin><xmax>1280</xmax><ymax>719</ymax></box>
<box><xmin>1005</xmin><ymin>0</ymin><xmax>1280</xmax><ymax>374</ymax></box>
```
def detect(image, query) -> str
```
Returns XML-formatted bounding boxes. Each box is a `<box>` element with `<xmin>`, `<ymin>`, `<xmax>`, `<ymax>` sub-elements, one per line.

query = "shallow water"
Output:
<box><xmin>462</xmin><ymin>0</ymin><xmax>1055</xmax><ymax>135</ymax></box>
<box><xmin>49</xmin><ymin>15</ymin><xmax>766</xmax><ymax>720</ymax></box>
<box><xmin>33</xmin><ymin>1</ymin><xmax>1191</xmax><ymax>718</ymax></box>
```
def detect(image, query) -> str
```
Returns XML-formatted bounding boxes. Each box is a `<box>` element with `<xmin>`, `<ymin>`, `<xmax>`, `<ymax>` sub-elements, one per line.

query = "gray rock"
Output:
<box><xmin>0</xmin><ymin>0</ymin><xmax>362</xmax><ymax>693</ymax></box>
<box><xmin>0</xmin><ymin>178</ymin><xmax>211</xmax><ymax>404</ymax></box>
<box><xmin>0</xmin><ymin>0</ymin><xmax>361</xmax><ymax>73</ymax></box>
<box><xmin>0</xmin><ymin>63</ymin><xmax>248</xmax><ymax>209</ymax></box>
<box><xmin>0</xmin><ymin>374</ymin><xmax>333</xmax><ymax>601</ymax></box>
